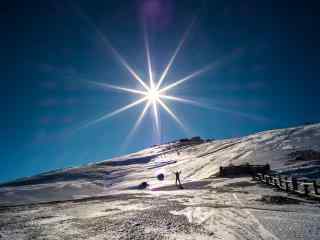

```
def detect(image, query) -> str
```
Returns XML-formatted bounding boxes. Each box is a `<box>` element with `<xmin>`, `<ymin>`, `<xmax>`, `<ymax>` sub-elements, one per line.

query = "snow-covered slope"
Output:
<box><xmin>1</xmin><ymin>123</ymin><xmax>320</xmax><ymax>206</ymax></box>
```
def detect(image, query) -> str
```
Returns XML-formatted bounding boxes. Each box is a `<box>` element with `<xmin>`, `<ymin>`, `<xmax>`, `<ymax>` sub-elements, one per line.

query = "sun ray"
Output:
<box><xmin>159</xmin><ymin>95</ymin><xmax>199</xmax><ymax>105</ymax></box>
<box><xmin>153</xmin><ymin>101</ymin><xmax>160</xmax><ymax>137</ymax></box>
<box><xmin>127</xmin><ymin>101</ymin><xmax>151</xmax><ymax>139</ymax></box>
<box><xmin>100</xmin><ymin>38</ymin><xmax>149</xmax><ymax>92</ymax></box>
<box><xmin>72</xmin><ymin>4</ymin><xmax>149</xmax><ymax>91</ymax></box>
<box><xmin>88</xmin><ymin>81</ymin><xmax>147</xmax><ymax>95</ymax></box>
<box><xmin>159</xmin><ymin>61</ymin><xmax>219</xmax><ymax>94</ymax></box>
<box><xmin>156</xmin><ymin>17</ymin><xmax>196</xmax><ymax>90</ymax></box>
<box><xmin>206</xmin><ymin>103</ymin><xmax>269</xmax><ymax>122</ymax></box>
<box><xmin>144</xmin><ymin>25</ymin><xmax>154</xmax><ymax>89</ymax></box>
<box><xmin>107</xmin><ymin>44</ymin><xmax>150</xmax><ymax>91</ymax></box>
<box><xmin>157</xmin><ymin>99</ymin><xmax>184</xmax><ymax>129</ymax></box>
<box><xmin>120</xmin><ymin>101</ymin><xmax>152</xmax><ymax>150</ymax></box>
<box><xmin>82</xmin><ymin>97</ymin><xmax>148</xmax><ymax>128</ymax></box>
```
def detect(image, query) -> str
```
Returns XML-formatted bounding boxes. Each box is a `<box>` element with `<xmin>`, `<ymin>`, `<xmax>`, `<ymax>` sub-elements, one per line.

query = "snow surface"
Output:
<box><xmin>1</xmin><ymin>123</ymin><xmax>320</xmax><ymax>239</ymax></box>
<box><xmin>1</xmin><ymin>123</ymin><xmax>319</xmax><ymax>205</ymax></box>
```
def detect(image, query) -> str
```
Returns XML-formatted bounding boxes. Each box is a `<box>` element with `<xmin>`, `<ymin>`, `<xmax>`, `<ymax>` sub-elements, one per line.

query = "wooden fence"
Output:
<box><xmin>254</xmin><ymin>173</ymin><xmax>320</xmax><ymax>199</ymax></box>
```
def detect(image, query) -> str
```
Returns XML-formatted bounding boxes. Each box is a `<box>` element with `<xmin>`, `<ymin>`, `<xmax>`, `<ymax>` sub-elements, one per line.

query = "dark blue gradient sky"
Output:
<box><xmin>1</xmin><ymin>0</ymin><xmax>320</xmax><ymax>183</ymax></box>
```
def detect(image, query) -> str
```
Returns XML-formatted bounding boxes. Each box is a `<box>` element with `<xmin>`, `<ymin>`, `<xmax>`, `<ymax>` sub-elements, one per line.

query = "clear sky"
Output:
<box><xmin>1</xmin><ymin>0</ymin><xmax>320</xmax><ymax>183</ymax></box>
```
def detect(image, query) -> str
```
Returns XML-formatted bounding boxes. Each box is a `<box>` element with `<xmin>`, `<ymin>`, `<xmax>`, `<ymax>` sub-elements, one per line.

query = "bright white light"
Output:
<box><xmin>147</xmin><ymin>87</ymin><xmax>160</xmax><ymax>102</ymax></box>
<box><xmin>84</xmin><ymin>18</ymin><xmax>217</xmax><ymax>142</ymax></box>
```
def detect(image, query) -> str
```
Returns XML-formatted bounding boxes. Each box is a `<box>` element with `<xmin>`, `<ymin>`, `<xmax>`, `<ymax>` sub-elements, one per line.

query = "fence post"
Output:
<box><xmin>270</xmin><ymin>176</ymin><xmax>274</xmax><ymax>185</ymax></box>
<box><xmin>273</xmin><ymin>177</ymin><xmax>278</xmax><ymax>187</ymax></box>
<box><xmin>313</xmin><ymin>180</ymin><xmax>319</xmax><ymax>195</ymax></box>
<box><xmin>292</xmin><ymin>177</ymin><xmax>298</xmax><ymax>191</ymax></box>
<box><xmin>285</xmin><ymin>176</ymin><xmax>289</xmax><ymax>192</ymax></box>
<box><xmin>278</xmin><ymin>176</ymin><xmax>283</xmax><ymax>188</ymax></box>
<box><xmin>268</xmin><ymin>175</ymin><xmax>271</xmax><ymax>185</ymax></box>
<box><xmin>303</xmin><ymin>181</ymin><xmax>309</xmax><ymax>196</ymax></box>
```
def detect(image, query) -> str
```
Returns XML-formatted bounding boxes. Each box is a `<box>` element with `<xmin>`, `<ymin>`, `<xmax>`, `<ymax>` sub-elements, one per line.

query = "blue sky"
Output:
<box><xmin>1</xmin><ymin>0</ymin><xmax>320</xmax><ymax>183</ymax></box>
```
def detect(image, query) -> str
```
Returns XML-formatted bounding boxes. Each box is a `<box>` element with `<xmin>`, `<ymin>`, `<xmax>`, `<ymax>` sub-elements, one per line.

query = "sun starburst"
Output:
<box><xmin>84</xmin><ymin>18</ymin><xmax>216</xmax><ymax>142</ymax></box>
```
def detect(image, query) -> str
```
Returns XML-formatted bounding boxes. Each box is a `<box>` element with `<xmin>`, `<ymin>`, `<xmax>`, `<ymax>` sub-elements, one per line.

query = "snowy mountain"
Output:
<box><xmin>1</xmin><ymin>123</ymin><xmax>320</xmax><ymax>240</ymax></box>
<box><xmin>1</xmin><ymin>123</ymin><xmax>320</xmax><ymax>206</ymax></box>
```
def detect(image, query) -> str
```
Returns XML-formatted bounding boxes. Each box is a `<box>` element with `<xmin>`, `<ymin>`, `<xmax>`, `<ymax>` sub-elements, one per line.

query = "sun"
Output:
<box><xmin>147</xmin><ymin>87</ymin><xmax>160</xmax><ymax>102</ymax></box>
<box><xmin>83</xmin><ymin>17</ymin><xmax>216</xmax><ymax>142</ymax></box>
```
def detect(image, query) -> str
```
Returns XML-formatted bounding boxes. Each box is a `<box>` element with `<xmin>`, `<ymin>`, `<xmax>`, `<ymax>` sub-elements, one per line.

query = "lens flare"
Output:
<box><xmin>82</xmin><ymin>16</ymin><xmax>218</xmax><ymax>143</ymax></box>
<box><xmin>71</xmin><ymin>4</ymin><xmax>263</xmax><ymax>147</ymax></box>
<box><xmin>156</xmin><ymin>17</ymin><xmax>196</xmax><ymax>90</ymax></box>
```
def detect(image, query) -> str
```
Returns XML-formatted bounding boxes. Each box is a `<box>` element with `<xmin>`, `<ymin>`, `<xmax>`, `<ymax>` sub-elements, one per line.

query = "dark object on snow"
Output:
<box><xmin>138</xmin><ymin>181</ymin><xmax>149</xmax><ymax>189</ymax></box>
<box><xmin>190</xmin><ymin>136</ymin><xmax>204</xmax><ymax>143</ymax></box>
<box><xmin>288</xmin><ymin>150</ymin><xmax>320</xmax><ymax>162</ymax></box>
<box><xmin>157</xmin><ymin>173</ymin><xmax>164</xmax><ymax>181</ymax></box>
<box><xmin>174</xmin><ymin>171</ymin><xmax>183</xmax><ymax>189</ymax></box>
<box><xmin>219</xmin><ymin>164</ymin><xmax>270</xmax><ymax>177</ymax></box>
<box><xmin>179</xmin><ymin>136</ymin><xmax>204</xmax><ymax>144</ymax></box>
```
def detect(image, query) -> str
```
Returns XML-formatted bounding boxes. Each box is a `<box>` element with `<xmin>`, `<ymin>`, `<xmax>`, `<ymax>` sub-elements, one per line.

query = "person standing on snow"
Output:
<box><xmin>174</xmin><ymin>171</ymin><xmax>183</xmax><ymax>189</ymax></box>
